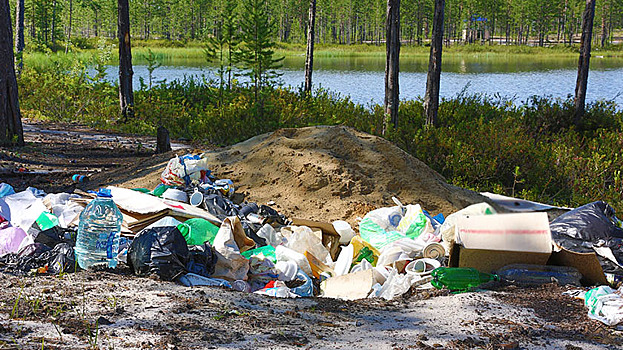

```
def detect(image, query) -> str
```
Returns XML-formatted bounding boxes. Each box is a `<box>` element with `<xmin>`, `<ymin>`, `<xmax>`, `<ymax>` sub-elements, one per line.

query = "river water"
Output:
<box><xmin>104</xmin><ymin>55</ymin><xmax>623</xmax><ymax>108</ymax></box>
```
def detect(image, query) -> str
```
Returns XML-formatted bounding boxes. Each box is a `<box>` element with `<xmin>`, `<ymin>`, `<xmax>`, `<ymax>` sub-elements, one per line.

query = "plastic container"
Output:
<box><xmin>496</xmin><ymin>264</ymin><xmax>582</xmax><ymax>286</ymax></box>
<box><xmin>332</xmin><ymin>220</ymin><xmax>355</xmax><ymax>244</ymax></box>
<box><xmin>162</xmin><ymin>188</ymin><xmax>188</xmax><ymax>203</ymax></box>
<box><xmin>72</xmin><ymin>174</ymin><xmax>88</xmax><ymax>183</ymax></box>
<box><xmin>350</xmin><ymin>235</ymin><xmax>380</xmax><ymax>266</ymax></box>
<box><xmin>431</xmin><ymin>267</ymin><xmax>499</xmax><ymax>291</ymax></box>
<box><xmin>75</xmin><ymin>189</ymin><xmax>123</xmax><ymax>269</ymax></box>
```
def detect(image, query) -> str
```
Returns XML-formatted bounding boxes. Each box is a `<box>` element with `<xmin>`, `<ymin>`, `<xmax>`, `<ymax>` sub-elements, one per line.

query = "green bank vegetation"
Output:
<box><xmin>17</xmin><ymin>53</ymin><xmax>623</xmax><ymax>212</ymax></box>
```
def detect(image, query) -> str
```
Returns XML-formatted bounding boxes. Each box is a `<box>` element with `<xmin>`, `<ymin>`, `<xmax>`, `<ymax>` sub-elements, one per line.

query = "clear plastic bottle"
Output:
<box><xmin>496</xmin><ymin>264</ymin><xmax>582</xmax><ymax>286</ymax></box>
<box><xmin>75</xmin><ymin>189</ymin><xmax>123</xmax><ymax>269</ymax></box>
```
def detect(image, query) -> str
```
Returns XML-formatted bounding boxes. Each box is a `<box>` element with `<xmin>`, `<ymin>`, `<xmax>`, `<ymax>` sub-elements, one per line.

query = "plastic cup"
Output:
<box><xmin>332</xmin><ymin>220</ymin><xmax>355</xmax><ymax>244</ymax></box>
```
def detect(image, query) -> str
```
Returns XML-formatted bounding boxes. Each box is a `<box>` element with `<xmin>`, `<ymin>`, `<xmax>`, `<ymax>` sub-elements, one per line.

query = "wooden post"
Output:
<box><xmin>383</xmin><ymin>0</ymin><xmax>400</xmax><ymax>136</ymax></box>
<box><xmin>574</xmin><ymin>0</ymin><xmax>596</xmax><ymax>126</ymax></box>
<box><xmin>304</xmin><ymin>0</ymin><xmax>316</xmax><ymax>94</ymax></box>
<box><xmin>424</xmin><ymin>0</ymin><xmax>445</xmax><ymax>127</ymax></box>
<box><xmin>0</xmin><ymin>0</ymin><xmax>24</xmax><ymax>146</ymax></box>
<box><xmin>118</xmin><ymin>0</ymin><xmax>134</xmax><ymax>122</ymax></box>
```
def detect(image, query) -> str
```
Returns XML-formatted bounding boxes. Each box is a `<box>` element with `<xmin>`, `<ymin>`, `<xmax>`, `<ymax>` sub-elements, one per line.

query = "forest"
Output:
<box><xmin>14</xmin><ymin>0</ymin><xmax>623</xmax><ymax>52</ymax></box>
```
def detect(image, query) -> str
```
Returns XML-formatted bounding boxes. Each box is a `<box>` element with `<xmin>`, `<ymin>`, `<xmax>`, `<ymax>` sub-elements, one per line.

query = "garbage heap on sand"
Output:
<box><xmin>1</xmin><ymin>153</ymin><xmax>623</xmax><ymax>326</ymax></box>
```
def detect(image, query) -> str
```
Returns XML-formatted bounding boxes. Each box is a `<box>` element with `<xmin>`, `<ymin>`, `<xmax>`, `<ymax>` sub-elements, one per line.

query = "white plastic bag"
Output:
<box><xmin>362</xmin><ymin>206</ymin><xmax>404</xmax><ymax>232</ymax></box>
<box><xmin>161</xmin><ymin>155</ymin><xmax>210</xmax><ymax>186</ymax></box>
<box><xmin>275</xmin><ymin>245</ymin><xmax>313</xmax><ymax>277</ymax></box>
<box><xmin>585</xmin><ymin>286</ymin><xmax>623</xmax><ymax>326</ymax></box>
<box><xmin>257</xmin><ymin>224</ymin><xmax>286</xmax><ymax>247</ymax></box>
<box><xmin>285</xmin><ymin>225</ymin><xmax>332</xmax><ymax>265</ymax></box>
<box><xmin>377</xmin><ymin>268</ymin><xmax>421</xmax><ymax>300</ymax></box>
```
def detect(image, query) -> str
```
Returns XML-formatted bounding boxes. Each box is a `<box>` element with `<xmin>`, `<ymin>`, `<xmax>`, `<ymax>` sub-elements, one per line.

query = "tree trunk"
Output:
<box><xmin>383</xmin><ymin>0</ymin><xmax>400</xmax><ymax>135</ymax></box>
<box><xmin>156</xmin><ymin>126</ymin><xmax>171</xmax><ymax>154</ymax></box>
<box><xmin>14</xmin><ymin>0</ymin><xmax>24</xmax><ymax>72</ymax></box>
<box><xmin>600</xmin><ymin>1</ymin><xmax>608</xmax><ymax>47</ymax></box>
<box><xmin>424</xmin><ymin>0</ymin><xmax>445</xmax><ymax>127</ymax></box>
<box><xmin>118</xmin><ymin>0</ymin><xmax>134</xmax><ymax>122</ymax></box>
<box><xmin>1</xmin><ymin>0</ymin><xmax>24</xmax><ymax>146</ymax></box>
<box><xmin>304</xmin><ymin>0</ymin><xmax>316</xmax><ymax>94</ymax></box>
<box><xmin>51</xmin><ymin>1</ymin><xmax>57</xmax><ymax>44</ymax></box>
<box><xmin>65</xmin><ymin>0</ymin><xmax>73</xmax><ymax>54</ymax></box>
<box><xmin>574</xmin><ymin>0</ymin><xmax>595</xmax><ymax>126</ymax></box>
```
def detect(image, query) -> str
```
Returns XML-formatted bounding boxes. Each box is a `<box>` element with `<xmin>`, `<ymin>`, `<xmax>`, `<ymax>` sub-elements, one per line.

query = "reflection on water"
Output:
<box><xmin>105</xmin><ymin>55</ymin><xmax>623</xmax><ymax>107</ymax></box>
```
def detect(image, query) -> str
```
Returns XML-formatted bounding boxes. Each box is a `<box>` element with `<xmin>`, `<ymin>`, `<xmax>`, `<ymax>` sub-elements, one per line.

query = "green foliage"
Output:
<box><xmin>16</xmin><ymin>59</ymin><xmax>623</xmax><ymax>213</ymax></box>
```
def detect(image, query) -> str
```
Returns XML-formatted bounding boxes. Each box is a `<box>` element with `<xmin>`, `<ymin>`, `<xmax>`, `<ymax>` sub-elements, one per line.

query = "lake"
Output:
<box><xmin>104</xmin><ymin>54</ymin><xmax>623</xmax><ymax>108</ymax></box>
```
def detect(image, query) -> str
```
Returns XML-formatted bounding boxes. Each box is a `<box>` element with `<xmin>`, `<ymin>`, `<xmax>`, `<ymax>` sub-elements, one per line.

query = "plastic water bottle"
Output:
<box><xmin>496</xmin><ymin>264</ymin><xmax>582</xmax><ymax>286</ymax></box>
<box><xmin>75</xmin><ymin>189</ymin><xmax>123</xmax><ymax>269</ymax></box>
<box><xmin>431</xmin><ymin>267</ymin><xmax>499</xmax><ymax>291</ymax></box>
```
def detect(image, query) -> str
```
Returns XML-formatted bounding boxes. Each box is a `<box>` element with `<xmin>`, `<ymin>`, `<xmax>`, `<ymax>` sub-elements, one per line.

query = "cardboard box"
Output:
<box><xmin>450</xmin><ymin>212</ymin><xmax>553</xmax><ymax>273</ymax></box>
<box><xmin>449</xmin><ymin>212</ymin><xmax>608</xmax><ymax>286</ymax></box>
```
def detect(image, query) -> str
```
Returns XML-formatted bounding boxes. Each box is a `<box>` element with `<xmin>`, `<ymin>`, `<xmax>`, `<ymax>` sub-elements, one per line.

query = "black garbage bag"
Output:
<box><xmin>40</xmin><ymin>243</ymin><xmax>76</xmax><ymax>274</ymax></box>
<box><xmin>27</xmin><ymin>224</ymin><xmax>74</xmax><ymax>249</ymax></box>
<box><xmin>550</xmin><ymin>201</ymin><xmax>623</xmax><ymax>274</ymax></box>
<box><xmin>202</xmin><ymin>193</ymin><xmax>239</xmax><ymax>220</ymax></box>
<box><xmin>186</xmin><ymin>243</ymin><xmax>218</xmax><ymax>277</ymax></box>
<box><xmin>259</xmin><ymin>205</ymin><xmax>288</xmax><ymax>225</ymax></box>
<box><xmin>0</xmin><ymin>242</ymin><xmax>75</xmax><ymax>275</ymax></box>
<box><xmin>127</xmin><ymin>226</ymin><xmax>190</xmax><ymax>281</ymax></box>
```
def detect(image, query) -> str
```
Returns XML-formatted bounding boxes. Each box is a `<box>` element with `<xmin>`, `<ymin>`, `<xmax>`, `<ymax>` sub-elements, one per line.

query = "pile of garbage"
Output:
<box><xmin>2</xmin><ymin>153</ymin><xmax>623</xmax><ymax>324</ymax></box>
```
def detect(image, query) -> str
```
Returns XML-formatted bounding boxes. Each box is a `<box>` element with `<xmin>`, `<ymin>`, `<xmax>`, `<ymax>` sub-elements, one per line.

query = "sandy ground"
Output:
<box><xmin>0</xmin><ymin>122</ymin><xmax>621</xmax><ymax>349</ymax></box>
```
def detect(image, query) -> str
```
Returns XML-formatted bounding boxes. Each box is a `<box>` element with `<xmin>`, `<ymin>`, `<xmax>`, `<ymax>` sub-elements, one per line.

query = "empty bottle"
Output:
<box><xmin>496</xmin><ymin>264</ymin><xmax>582</xmax><ymax>286</ymax></box>
<box><xmin>431</xmin><ymin>267</ymin><xmax>499</xmax><ymax>291</ymax></box>
<box><xmin>75</xmin><ymin>189</ymin><xmax>123</xmax><ymax>269</ymax></box>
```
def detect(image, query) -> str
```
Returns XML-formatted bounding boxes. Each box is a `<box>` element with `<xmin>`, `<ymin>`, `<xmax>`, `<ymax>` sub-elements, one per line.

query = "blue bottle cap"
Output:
<box><xmin>88</xmin><ymin>188</ymin><xmax>113</xmax><ymax>198</ymax></box>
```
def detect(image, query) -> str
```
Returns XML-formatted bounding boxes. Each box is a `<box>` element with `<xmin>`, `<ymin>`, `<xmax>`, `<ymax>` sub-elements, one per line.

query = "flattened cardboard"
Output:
<box><xmin>548</xmin><ymin>247</ymin><xmax>607</xmax><ymax>286</ymax></box>
<box><xmin>321</xmin><ymin>269</ymin><xmax>386</xmax><ymax>301</ymax></box>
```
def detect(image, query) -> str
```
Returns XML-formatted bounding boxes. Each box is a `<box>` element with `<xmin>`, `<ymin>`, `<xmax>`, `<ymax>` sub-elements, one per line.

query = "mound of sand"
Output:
<box><xmin>202</xmin><ymin>126</ymin><xmax>488</xmax><ymax>224</ymax></box>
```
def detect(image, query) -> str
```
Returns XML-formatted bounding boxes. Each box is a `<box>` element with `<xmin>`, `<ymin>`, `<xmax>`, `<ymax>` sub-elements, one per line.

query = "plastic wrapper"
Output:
<box><xmin>290</xmin><ymin>269</ymin><xmax>314</xmax><ymax>297</ymax></box>
<box><xmin>286</xmin><ymin>225</ymin><xmax>332</xmax><ymax>265</ymax></box>
<box><xmin>585</xmin><ymin>286</ymin><xmax>623</xmax><ymax>326</ymax></box>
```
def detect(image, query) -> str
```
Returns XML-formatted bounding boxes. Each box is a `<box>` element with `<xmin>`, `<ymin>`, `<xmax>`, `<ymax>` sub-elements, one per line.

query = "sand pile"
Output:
<box><xmin>202</xmin><ymin>125</ymin><xmax>488</xmax><ymax>224</ymax></box>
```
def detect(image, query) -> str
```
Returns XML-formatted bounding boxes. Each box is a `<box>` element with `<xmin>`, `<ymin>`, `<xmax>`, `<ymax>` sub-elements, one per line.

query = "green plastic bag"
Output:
<box><xmin>241</xmin><ymin>245</ymin><xmax>277</xmax><ymax>263</ymax></box>
<box><xmin>178</xmin><ymin>218</ymin><xmax>220</xmax><ymax>246</ymax></box>
<box><xmin>359</xmin><ymin>217</ymin><xmax>406</xmax><ymax>250</ymax></box>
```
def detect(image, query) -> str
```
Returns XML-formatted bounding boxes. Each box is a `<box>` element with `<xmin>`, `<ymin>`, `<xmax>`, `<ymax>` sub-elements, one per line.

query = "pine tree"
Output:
<box><xmin>238</xmin><ymin>0</ymin><xmax>284</xmax><ymax>104</ymax></box>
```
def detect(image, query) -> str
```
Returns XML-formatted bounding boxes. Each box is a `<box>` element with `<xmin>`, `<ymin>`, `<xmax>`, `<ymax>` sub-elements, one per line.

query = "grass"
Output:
<box><xmin>22</xmin><ymin>40</ymin><xmax>623</xmax><ymax>69</ymax></box>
